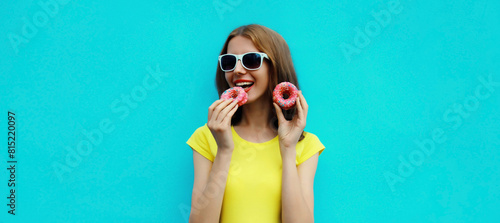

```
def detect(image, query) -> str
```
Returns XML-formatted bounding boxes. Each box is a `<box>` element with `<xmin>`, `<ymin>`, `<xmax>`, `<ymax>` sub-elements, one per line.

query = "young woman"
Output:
<box><xmin>186</xmin><ymin>24</ymin><xmax>325</xmax><ymax>223</ymax></box>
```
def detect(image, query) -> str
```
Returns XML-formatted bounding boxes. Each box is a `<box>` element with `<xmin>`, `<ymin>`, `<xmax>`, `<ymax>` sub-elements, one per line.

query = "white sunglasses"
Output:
<box><xmin>218</xmin><ymin>52</ymin><xmax>269</xmax><ymax>72</ymax></box>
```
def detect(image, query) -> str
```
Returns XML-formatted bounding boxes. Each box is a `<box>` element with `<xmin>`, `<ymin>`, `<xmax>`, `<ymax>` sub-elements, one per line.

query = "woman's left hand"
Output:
<box><xmin>273</xmin><ymin>90</ymin><xmax>308</xmax><ymax>149</ymax></box>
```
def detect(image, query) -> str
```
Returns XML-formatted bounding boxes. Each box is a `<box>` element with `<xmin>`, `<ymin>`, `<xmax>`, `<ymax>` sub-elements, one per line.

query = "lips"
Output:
<box><xmin>243</xmin><ymin>84</ymin><xmax>253</xmax><ymax>92</ymax></box>
<box><xmin>234</xmin><ymin>79</ymin><xmax>255</xmax><ymax>92</ymax></box>
<box><xmin>234</xmin><ymin>79</ymin><xmax>254</xmax><ymax>84</ymax></box>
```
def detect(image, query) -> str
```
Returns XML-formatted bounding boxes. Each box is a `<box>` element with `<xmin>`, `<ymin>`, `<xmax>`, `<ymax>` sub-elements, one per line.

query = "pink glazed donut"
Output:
<box><xmin>221</xmin><ymin>87</ymin><xmax>248</xmax><ymax>106</ymax></box>
<box><xmin>273</xmin><ymin>82</ymin><xmax>298</xmax><ymax>110</ymax></box>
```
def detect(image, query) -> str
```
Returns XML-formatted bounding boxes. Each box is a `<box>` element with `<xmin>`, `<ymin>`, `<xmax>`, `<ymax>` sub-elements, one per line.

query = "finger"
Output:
<box><xmin>296</xmin><ymin>94</ymin><xmax>304</xmax><ymax>120</ymax></box>
<box><xmin>211</xmin><ymin>99</ymin><xmax>234</xmax><ymax>122</ymax></box>
<box><xmin>213</xmin><ymin>99</ymin><xmax>234</xmax><ymax>114</ymax></box>
<box><xmin>222</xmin><ymin>103</ymin><xmax>239</xmax><ymax>124</ymax></box>
<box><xmin>208</xmin><ymin>99</ymin><xmax>224</xmax><ymax>119</ymax></box>
<box><xmin>216</xmin><ymin>99</ymin><xmax>238</xmax><ymax>121</ymax></box>
<box><xmin>297</xmin><ymin>91</ymin><xmax>308</xmax><ymax>117</ymax></box>
<box><xmin>299</xmin><ymin>91</ymin><xmax>308</xmax><ymax>112</ymax></box>
<box><xmin>273</xmin><ymin>102</ymin><xmax>286</xmax><ymax>124</ymax></box>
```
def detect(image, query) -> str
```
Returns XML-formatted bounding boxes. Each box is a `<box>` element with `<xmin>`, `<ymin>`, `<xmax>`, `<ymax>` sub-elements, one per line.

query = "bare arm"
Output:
<box><xmin>281</xmin><ymin>149</ymin><xmax>318</xmax><ymax>223</ymax></box>
<box><xmin>189</xmin><ymin>98</ymin><xmax>239</xmax><ymax>223</ymax></box>
<box><xmin>273</xmin><ymin>90</ymin><xmax>317</xmax><ymax>222</ymax></box>
<box><xmin>189</xmin><ymin>149</ymin><xmax>233</xmax><ymax>223</ymax></box>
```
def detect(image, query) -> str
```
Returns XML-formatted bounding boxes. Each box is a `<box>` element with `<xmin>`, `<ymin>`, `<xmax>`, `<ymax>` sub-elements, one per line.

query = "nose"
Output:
<box><xmin>233</xmin><ymin>58</ymin><xmax>246</xmax><ymax>75</ymax></box>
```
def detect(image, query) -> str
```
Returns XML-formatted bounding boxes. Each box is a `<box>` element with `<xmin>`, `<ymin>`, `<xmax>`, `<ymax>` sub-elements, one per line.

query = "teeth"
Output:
<box><xmin>235</xmin><ymin>82</ymin><xmax>254</xmax><ymax>86</ymax></box>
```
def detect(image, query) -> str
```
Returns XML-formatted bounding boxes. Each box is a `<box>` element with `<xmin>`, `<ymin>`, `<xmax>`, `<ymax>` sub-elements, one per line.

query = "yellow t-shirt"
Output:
<box><xmin>186</xmin><ymin>124</ymin><xmax>325</xmax><ymax>223</ymax></box>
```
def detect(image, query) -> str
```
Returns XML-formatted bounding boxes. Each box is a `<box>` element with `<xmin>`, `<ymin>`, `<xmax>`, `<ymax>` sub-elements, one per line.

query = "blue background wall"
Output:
<box><xmin>1</xmin><ymin>0</ymin><xmax>499</xmax><ymax>222</ymax></box>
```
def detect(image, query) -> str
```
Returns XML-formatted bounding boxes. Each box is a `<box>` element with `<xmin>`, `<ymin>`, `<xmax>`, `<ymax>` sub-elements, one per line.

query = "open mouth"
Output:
<box><xmin>235</xmin><ymin>81</ymin><xmax>254</xmax><ymax>92</ymax></box>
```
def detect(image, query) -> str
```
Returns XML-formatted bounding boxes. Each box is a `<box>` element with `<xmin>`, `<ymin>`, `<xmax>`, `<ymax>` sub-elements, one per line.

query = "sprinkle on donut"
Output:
<box><xmin>220</xmin><ymin>87</ymin><xmax>248</xmax><ymax>106</ymax></box>
<box><xmin>273</xmin><ymin>82</ymin><xmax>298</xmax><ymax>110</ymax></box>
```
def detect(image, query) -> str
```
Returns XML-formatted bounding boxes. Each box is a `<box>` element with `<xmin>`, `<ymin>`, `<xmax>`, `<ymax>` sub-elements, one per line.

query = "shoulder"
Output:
<box><xmin>187</xmin><ymin>123</ymin><xmax>213</xmax><ymax>143</ymax></box>
<box><xmin>187</xmin><ymin>123</ymin><xmax>216</xmax><ymax>161</ymax></box>
<box><xmin>301</xmin><ymin>131</ymin><xmax>322</xmax><ymax>144</ymax></box>
<box><xmin>192</xmin><ymin>123</ymin><xmax>211</xmax><ymax>135</ymax></box>
<box><xmin>296</xmin><ymin>131</ymin><xmax>325</xmax><ymax>165</ymax></box>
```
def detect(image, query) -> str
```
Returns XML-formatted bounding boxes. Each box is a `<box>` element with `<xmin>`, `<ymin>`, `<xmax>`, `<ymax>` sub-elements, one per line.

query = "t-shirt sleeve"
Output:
<box><xmin>297</xmin><ymin>132</ymin><xmax>325</xmax><ymax>165</ymax></box>
<box><xmin>186</xmin><ymin>124</ymin><xmax>215</xmax><ymax>162</ymax></box>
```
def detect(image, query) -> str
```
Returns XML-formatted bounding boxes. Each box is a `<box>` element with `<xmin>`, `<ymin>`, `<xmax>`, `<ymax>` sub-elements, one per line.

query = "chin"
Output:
<box><xmin>244</xmin><ymin>98</ymin><xmax>255</xmax><ymax>104</ymax></box>
<box><xmin>245</xmin><ymin>94</ymin><xmax>267</xmax><ymax>105</ymax></box>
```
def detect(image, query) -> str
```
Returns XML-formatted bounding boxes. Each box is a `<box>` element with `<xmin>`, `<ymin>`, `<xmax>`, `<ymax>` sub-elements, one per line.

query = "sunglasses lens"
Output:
<box><xmin>220</xmin><ymin>55</ymin><xmax>236</xmax><ymax>71</ymax></box>
<box><xmin>242</xmin><ymin>53</ymin><xmax>262</xmax><ymax>69</ymax></box>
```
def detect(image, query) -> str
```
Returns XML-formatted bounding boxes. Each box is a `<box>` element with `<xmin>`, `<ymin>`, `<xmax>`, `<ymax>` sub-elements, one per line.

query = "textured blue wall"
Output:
<box><xmin>1</xmin><ymin>0</ymin><xmax>499</xmax><ymax>222</ymax></box>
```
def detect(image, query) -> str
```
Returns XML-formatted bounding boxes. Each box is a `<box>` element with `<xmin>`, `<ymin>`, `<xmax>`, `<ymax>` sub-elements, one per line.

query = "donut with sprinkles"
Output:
<box><xmin>273</xmin><ymin>82</ymin><xmax>298</xmax><ymax>110</ymax></box>
<box><xmin>220</xmin><ymin>87</ymin><xmax>248</xmax><ymax>106</ymax></box>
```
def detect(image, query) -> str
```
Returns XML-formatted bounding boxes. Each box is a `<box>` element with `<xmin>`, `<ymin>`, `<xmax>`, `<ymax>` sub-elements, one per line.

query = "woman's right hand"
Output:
<box><xmin>207</xmin><ymin>98</ymin><xmax>239</xmax><ymax>151</ymax></box>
